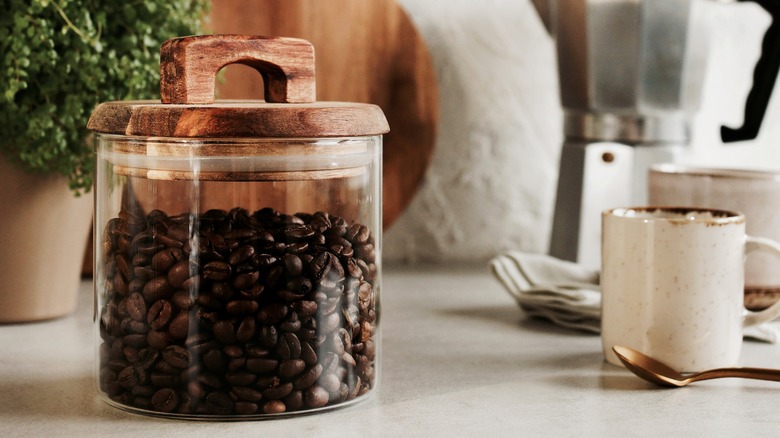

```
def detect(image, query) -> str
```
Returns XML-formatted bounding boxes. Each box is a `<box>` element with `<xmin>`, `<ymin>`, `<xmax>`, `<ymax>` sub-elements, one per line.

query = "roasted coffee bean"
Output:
<box><xmin>151</xmin><ymin>388</ymin><xmax>178</xmax><ymax>412</ymax></box>
<box><xmin>227</xmin><ymin>357</ymin><xmax>246</xmax><ymax>371</ymax></box>
<box><xmin>257</xmin><ymin>302</ymin><xmax>288</xmax><ymax>325</ymax></box>
<box><xmin>276</xmin><ymin>333</ymin><xmax>302</xmax><ymax>360</ymax></box>
<box><xmin>279</xmin><ymin>312</ymin><xmax>302</xmax><ymax>333</ymax></box>
<box><xmin>283</xmin><ymin>390</ymin><xmax>304</xmax><ymax>411</ymax></box>
<box><xmin>293</xmin><ymin>300</ymin><xmax>318</xmax><ymax>318</ymax></box>
<box><xmin>223</xmin><ymin>344</ymin><xmax>244</xmax><ymax>358</ymax></box>
<box><xmin>123</xmin><ymin>334</ymin><xmax>147</xmax><ymax>348</ymax></box>
<box><xmin>121</xmin><ymin>319</ymin><xmax>148</xmax><ymax>334</ymax></box>
<box><xmin>118</xmin><ymin>366</ymin><xmax>144</xmax><ymax>389</ymax></box>
<box><xmin>293</xmin><ymin>364</ymin><xmax>322</xmax><ymax>390</ymax></box>
<box><xmin>226</xmin><ymin>300</ymin><xmax>259</xmax><ymax>315</ymax></box>
<box><xmin>225</xmin><ymin>371</ymin><xmax>255</xmax><ymax>386</ymax></box>
<box><xmin>162</xmin><ymin>345</ymin><xmax>190</xmax><ymax>369</ymax></box>
<box><xmin>228</xmin><ymin>244</ymin><xmax>255</xmax><ymax>266</ymax></box>
<box><xmin>203</xmin><ymin>261</ymin><xmax>231</xmax><ymax>281</ymax></box>
<box><xmin>143</xmin><ymin>276</ymin><xmax>174</xmax><ymax>302</ymax></box>
<box><xmin>234</xmin><ymin>401</ymin><xmax>259</xmax><ymax>415</ymax></box>
<box><xmin>300</xmin><ymin>342</ymin><xmax>318</xmax><ymax>366</ymax></box>
<box><xmin>345</xmin><ymin>224</ymin><xmax>370</xmax><ymax>245</ymax></box>
<box><xmin>147</xmin><ymin>300</ymin><xmax>173</xmax><ymax>330</ymax></box>
<box><xmin>231</xmin><ymin>386</ymin><xmax>262</xmax><ymax>402</ymax></box>
<box><xmin>283</xmin><ymin>224</ymin><xmax>315</xmax><ymax>242</ymax></box>
<box><xmin>126</xmin><ymin>278</ymin><xmax>145</xmax><ymax>295</ymax></box>
<box><xmin>150</xmin><ymin>372</ymin><xmax>179</xmax><ymax>388</ymax></box>
<box><xmin>245</xmin><ymin>358</ymin><xmax>278</xmax><ymax>374</ymax></box>
<box><xmin>262</xmin><ymin>381</ymin><xmax>293</xmax><ymax>400</ymax></box>
<box><xmin>303</xmin><ymin>385</ymin><xmax>330</xmax><ymax>409</ymax></box>
<box><xmin>278</xmin><ymin>359</ymin><xmax>306</xmax><ymax>379</ymax></box>
<box><xmin>126</xmin><ymin>293</ymin><xmax>146</xmax><ymax>322</ymax></box>
<box><xmin>231</xmin><ymin>270</ymin><xmax>259</xmax><ymax>290</ymax></box>
<box><xmin>282</xmin><ymin>254</ymin><xmax>303</xmax><ymax>277</ymax></box>
<box><xmin>184</xmin><ymin>381</ymin><xmax>205</xmax><ymax>400</ymax></box>
<box><xmin>168</xmin><ymin>312</ymin><xmax>190</xmax><ymax>339</ymax></box>
<box><xmin>151</xmin><ymin>247</ymin><xmax>181</xmax><ymax>272</ymax></box>
<box><xmin>147</xmin><ymin>330</ymin><xmax>173</xmax><ymax>350</ymax></box>
<box><xmin>263</xmin><ymin>400</ymin><xmax>286</xmax><ymax>414</ymax></box>
<box><xmin>203</xmin><ymin>349</ymin><xmax>226</xmax><ymax>373</ymax></box>
<box><xmin>236</xmin><ymin>316</ymin><xmax>256</xmax><ymax>343</ymax></box>
<box><xmin>205</xmin><ymin>392</ymin><xmax>233</xmax><ymax>415</ymax></box>
<box><xmin>171</xmin><ymin>291</ymin><xmax>193</xmax><ymax>310</ymax></box>
<box><xmin>167</xmin><ymin>260</ymin><xmax>194</xmax><ymax>289</ymax></box>
<box><xmin>258</xmin><ymin>325</ymin><xmax>278</xmax><ymax>348</ymax></box>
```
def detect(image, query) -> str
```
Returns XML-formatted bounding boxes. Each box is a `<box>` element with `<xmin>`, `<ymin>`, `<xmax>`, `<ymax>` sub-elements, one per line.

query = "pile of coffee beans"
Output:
<box><xmin>97</xmin><ymin>207</ymin><xmax>378</xmax><ymax>416</ymax></box>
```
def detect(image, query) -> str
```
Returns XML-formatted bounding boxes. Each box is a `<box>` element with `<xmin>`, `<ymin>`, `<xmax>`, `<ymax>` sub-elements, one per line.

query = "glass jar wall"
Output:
<box><xmin>94</xmin><ymin>134</ymin><xmax>381</xmax><ymax>419</ymax></box>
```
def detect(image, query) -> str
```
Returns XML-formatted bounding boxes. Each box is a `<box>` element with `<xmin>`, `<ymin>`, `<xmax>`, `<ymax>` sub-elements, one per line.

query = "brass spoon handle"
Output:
<box><xmin>692</xmin><ymin>367</ymin><xmax>780</xmax><ymax>384</ymax></box>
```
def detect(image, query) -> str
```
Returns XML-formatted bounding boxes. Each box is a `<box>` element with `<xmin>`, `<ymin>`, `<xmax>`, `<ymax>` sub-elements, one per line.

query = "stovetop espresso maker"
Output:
<box><xmin>533</xmin><ymin>0</ymin><xmax>780</xmax><ymax>269</ymax></box>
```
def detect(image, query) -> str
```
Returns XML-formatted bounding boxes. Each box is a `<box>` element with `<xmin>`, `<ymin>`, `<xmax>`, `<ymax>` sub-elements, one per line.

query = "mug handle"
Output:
<box><xmin>743</xmin><ymin>236</ymin><xmax>780</xmax><ymax>327</ymax></box>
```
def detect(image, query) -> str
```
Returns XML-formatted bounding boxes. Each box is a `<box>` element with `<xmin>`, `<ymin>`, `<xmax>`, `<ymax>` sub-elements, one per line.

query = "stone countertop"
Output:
<box><xmin>2</xmin><ymin>265</ymin><xmax>780</xmax><ymax>436</ymax></box>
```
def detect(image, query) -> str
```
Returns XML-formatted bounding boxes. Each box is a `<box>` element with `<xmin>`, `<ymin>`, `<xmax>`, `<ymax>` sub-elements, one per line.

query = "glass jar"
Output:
<box><xmin>88</xmin><ymin>35</ymin><xmax>388</xmax><ymax>419</ymax></box>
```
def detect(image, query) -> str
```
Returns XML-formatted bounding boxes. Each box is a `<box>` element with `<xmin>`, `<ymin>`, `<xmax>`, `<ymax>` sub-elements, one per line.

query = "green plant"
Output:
<box><xmin>1</xmin><ymin>0</ymin><xmax>209</xmax><ymax>194</ymax></box>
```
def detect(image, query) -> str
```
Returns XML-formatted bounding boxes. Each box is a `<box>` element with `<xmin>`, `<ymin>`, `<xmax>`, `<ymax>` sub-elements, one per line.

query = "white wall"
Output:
<box><xmin>384</xmin><ymin>0</ymin><xmax>780</xmax><ymax>265</ymax></box>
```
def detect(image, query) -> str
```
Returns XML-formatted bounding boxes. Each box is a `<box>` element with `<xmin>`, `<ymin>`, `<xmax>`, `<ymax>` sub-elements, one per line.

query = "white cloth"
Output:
<box><xmin>489</xmin><ymin>251</ymin><xmax>778</xmax><ymax>343</ymax></box>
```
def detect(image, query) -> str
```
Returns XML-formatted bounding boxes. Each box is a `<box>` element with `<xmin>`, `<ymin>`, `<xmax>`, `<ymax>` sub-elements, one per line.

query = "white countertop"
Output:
<box><xmin>2</xmin><ymin>265</ymin><xmax>780</xmax><ymax>437</ymax></box>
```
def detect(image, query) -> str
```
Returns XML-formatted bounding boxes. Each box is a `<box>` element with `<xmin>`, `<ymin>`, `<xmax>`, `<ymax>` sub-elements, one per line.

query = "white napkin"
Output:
<box><xmin>489</xmin><ymin>251</ymin><xmax>779</xmax><ymax>343</ymax></box>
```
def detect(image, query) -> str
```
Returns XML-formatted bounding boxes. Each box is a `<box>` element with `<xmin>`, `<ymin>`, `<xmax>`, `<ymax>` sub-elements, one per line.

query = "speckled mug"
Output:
<box><xmin>601</xmin><ymin>207</ymin><xmax>780</xmax><ymax>372</ymax></box>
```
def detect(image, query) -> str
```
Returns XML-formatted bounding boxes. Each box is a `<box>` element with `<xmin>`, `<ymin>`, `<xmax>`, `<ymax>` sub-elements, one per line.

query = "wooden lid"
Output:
<box><xmin>87</xmin><ymin>35</ymin><xmax>389</xmax><ymax>138</ymax></box>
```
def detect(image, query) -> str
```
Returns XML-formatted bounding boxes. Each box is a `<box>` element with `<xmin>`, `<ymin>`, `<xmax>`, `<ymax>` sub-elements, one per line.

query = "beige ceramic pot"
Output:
<box><xmin>0</xmin><ymin>156</ymin><xmax>93</xmax><ymax>322</ymax></box>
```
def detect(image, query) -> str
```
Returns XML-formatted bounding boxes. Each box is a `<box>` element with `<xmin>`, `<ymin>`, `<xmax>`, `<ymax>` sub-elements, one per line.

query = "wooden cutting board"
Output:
<box><xmin>209</xmin><ymin>0</ymin><xmax>439</xmax><ymax>229</ymax></box>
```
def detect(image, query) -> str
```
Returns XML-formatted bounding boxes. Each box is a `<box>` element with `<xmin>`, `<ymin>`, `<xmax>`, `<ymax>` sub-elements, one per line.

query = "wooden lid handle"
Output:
<box><xmin>160</xmin><ymin>35</ymin><xmax>316</xmax><ymax>104</ymax></box>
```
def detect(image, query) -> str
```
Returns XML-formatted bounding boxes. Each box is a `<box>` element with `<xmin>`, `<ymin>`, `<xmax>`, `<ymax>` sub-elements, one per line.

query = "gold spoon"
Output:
<box><xmin>611</xmin><ymin>345</ymin><xmax>780</xmax><ymax>387</ymax></box>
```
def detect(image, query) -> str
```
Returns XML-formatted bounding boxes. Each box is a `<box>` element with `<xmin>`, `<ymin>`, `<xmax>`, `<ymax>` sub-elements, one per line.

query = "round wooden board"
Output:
<box><xmin>209</xmin><ymin>0</ymin><xmax>439</xmax><ymax>229</ymax></box>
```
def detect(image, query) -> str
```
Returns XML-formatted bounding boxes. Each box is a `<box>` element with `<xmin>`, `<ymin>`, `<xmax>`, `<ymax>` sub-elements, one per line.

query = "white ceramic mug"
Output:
<box><xmin>649</xmin><ymin>164</ymin><xmax>780</xmax><ymax>310</ymax></box>
<box><xmin>601</xmin><ymin>207</ymin><xmax>780</xmax><ymax>372</ymax></box>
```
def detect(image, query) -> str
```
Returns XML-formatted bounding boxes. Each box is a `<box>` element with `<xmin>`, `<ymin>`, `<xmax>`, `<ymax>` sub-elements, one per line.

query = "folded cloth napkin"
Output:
<box><xmin>489</xmin><ymin>251</ymin><xmax>778</xmax><ymax>343</ymax></box>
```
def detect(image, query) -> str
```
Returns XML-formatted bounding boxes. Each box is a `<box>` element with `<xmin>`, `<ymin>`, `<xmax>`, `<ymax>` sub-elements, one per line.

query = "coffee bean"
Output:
<box><xmin>225</xmin><ymin>371</ymin><xmax>255</xmax><ymax>386</ymax></box>
<box><xmin>233</xmin><ymin>271</ymin><xmax>259</xmax><ymax>290</ymax></box>
<box><xmin>262</xmin><ymin>382</ymin><xmax>293</xmax><ymax>400</ymax></box>
<box><xmin>205</xmin><ymin>392</ymin><xmax>233</xmax><ymax>414</ymax></box>
<box><xmin>143</xmin><ymin>276</ymin><xmax>174</xmax><ymax>302</ymax></box>
<box><xmin>203</xmin><ymin>349</ymin><xmax>226</xmax><ymax>373</ymax></box>
<box><xmin>147</xmin><ymin>330</ymin><xmax>172</xmax><ymax>350</ymax></box>
<box><xmin>168</xmin><ymin>312</ymin><xmax>190</xmax><ymax>339</ymax></box>
<box><xmin>231</xmin><ymin>386</ymin><xmax>263</xmax><ymax>402</ymax></box>
<box><xmin>293</xmin><ymin>364</ymin><xmax>322</xmax><ymax>390</ymax></box>
<box><xmin>213</xmin><ymin>320</ymin><xmax>236</xmax><ymax>344</ymax></box>
<box><xmin>151</xmin><ymin>247</ymin><xmax>181</xmax><ymax>272</ymax></box>
<box><xmin>279</xmin><ymin>359</ymin><xmax>306</xmax><ymax>379</ymax></box>
<box><xmin>257</xmin><ymin>302</ymin><xmax>288</xmax><ymax>325</ymax></box>
<box><xmin>235</xmin><ymin>317</ymin><xmax>256</xmax><ymax>343</ymax></box>
<box><xmin>283</xmin><ymin>390</ymin><xmax>304</xmax><ymax>411</ymax></box>
<box><xmin>118</xmin><ymin>366</ymin><xmax>144</xmax><ymax>389</ymax></box>
<box><xmin>150</xmin><ymin>371</ymin><xmax>179</xmax><ymax>387</ymax></box>
<box><xmin>162</xmin><ymin>345</ymin><xmax>190</xmax><ymax>369</ymax></box>
<box><xmin>283</xmin><ymin>254</ymin><xmax>303</xmax><ymax>277</ymax></box>
<box><xmin>246</xmin><ymin>358</ymin><xmax>278</xmax><ymax>374</ymax></box>
<box><xmin>167</xmin><ymin>260</ymin><xmax>194</xmax><ymax>289</ymax></box>
<box><xmin>203</xmin><ymin>261</ymin><xmax>231</xmax><ymax>281</ymax></box>
<box><xmin>228</xmin><ymin>244</ymin><xmax>255</xmax><ymax>266</ymax></box>
<box><xmin>234</xmin><ymin>401</ymin><xmax>259</xmax><ymax>415</ymax></box>
<box><xmin>303</xmin><ymin>385</ymin><xmax>330</xmax><ymax>408</ymax></box>
<box><xmin>126</xmin><ymin>293</ymin><xmax>146</xmax><ymax>322</ymax></box>
<box><xmin>263</xmin><ymin>400</ymin><xmax>286</xmax><ymax>414</ymax></box>
<box><xmin>225</xmin><ymin>300</ymin><xmax>259</xmax><ymax>315</ymax></box>
<box><xmin>276</xmin><ymin>333</ymin><xmax>301</xmax><ymax>360</ymax></box>
<box><xmin>151</xmin><ymin>388</ymin><xmax>178</xmax><ymax>412</ymax></box>
<box><xmin>147</xmin><ymin>300</ymin><xmax>173</xmax><ymax>330</ymax></box>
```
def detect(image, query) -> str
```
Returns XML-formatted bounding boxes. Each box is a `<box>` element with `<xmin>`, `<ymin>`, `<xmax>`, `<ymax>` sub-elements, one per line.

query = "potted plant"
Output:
<box><xmin>0</xmin><ymin>0</ymin><xmax>208</xmax><ymax>322</ymax></box>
